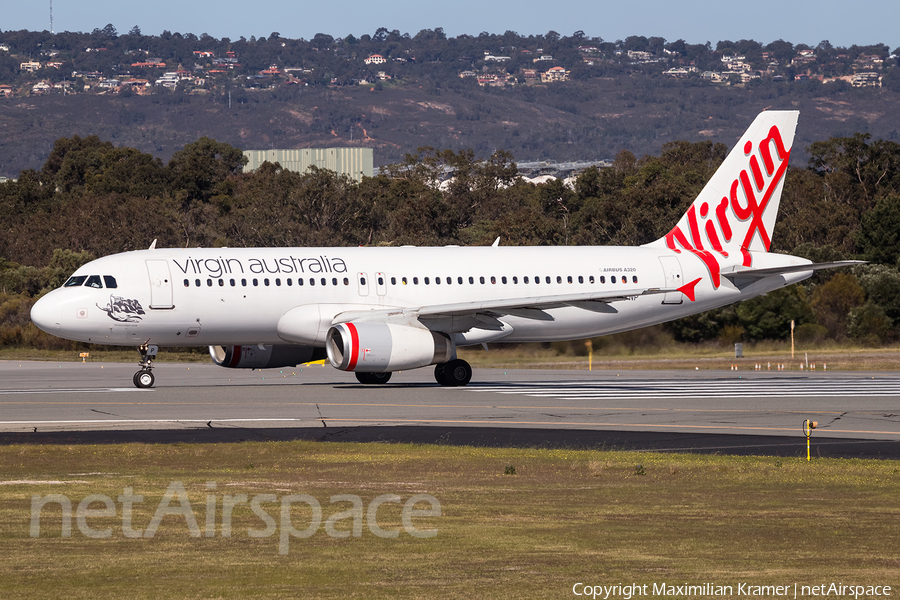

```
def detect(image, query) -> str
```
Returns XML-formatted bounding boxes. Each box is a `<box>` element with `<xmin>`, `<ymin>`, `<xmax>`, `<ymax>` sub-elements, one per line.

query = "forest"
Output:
<box><xmin>2</xmin><ymin>130</ymin><xmax>900</xmax><ymax>353</ymax></box>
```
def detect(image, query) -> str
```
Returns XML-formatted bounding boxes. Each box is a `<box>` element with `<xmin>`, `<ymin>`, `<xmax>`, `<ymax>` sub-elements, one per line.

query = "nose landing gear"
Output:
<box><xmin>133</xmin><ymin>344</ymin><xmax>158</xmax><ymax>388</ymax></box>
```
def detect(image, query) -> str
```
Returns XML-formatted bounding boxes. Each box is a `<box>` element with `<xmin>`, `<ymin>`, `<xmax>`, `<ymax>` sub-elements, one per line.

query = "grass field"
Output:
<box><xmin>2</xmin><ymin>441</ymin><xmax>898</xmax><ymax>599</ymax></box>
<box><xmin>4</xmin><ymin>340</ymin><xmax>900</xmax><ymax>371</ymax></box>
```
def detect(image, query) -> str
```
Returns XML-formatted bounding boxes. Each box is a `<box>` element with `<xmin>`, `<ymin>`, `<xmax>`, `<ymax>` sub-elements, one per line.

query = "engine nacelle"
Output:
<box><xmin>209</xmin><ymin>344</ymin><xmax>326</xmax><ymax>369</ymax></box>
<box><xmin>326</xmin><ymin>323</ymin><xmax>454</xmax><ymax>372</ymax></box>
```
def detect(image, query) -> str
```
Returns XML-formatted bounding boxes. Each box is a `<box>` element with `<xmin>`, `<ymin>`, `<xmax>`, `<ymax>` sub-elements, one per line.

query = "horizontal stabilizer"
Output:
<box><xmin>722</xmin><ymin>260</ymin><xmax>864</xmax><ymax>289</ymax></box>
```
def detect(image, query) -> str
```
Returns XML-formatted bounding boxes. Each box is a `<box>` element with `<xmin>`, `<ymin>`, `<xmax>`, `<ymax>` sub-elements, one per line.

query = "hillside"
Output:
<box><xmin>2</xmin><ymin>77</ymin><xmax>898</xmax><ymax>178</ymax></box>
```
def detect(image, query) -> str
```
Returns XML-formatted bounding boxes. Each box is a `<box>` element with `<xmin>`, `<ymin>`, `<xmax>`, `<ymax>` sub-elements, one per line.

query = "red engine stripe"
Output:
<box><xmin>345</xmin><ymin>324</ymin><xmax>360</xmax><ymax>371</ymax></box>
<box><xmin>227</xmin><ymin>345</ymin><xmax>242</xmax><ymax>368</ymax></box>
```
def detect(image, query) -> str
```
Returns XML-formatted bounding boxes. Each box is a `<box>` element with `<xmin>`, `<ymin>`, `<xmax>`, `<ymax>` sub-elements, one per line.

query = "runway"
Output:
<box><xmin>2</xmin><ymin>360</ymin><xmax>900</xmax><ymax>458</ymax></box>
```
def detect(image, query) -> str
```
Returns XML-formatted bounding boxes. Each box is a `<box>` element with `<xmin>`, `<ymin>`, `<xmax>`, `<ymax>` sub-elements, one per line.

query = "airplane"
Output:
<box><xmin>30</xmin><ymin>110</ymin><xmax>860</xmax><ymax>389</ymax></box>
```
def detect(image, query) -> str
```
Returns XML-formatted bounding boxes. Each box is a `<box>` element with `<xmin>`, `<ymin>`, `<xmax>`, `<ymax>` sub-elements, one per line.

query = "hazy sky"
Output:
<box><xmin>3</xmin><ymin>0</ymin><xmax>897</xmax><ymax>49</ymax></box>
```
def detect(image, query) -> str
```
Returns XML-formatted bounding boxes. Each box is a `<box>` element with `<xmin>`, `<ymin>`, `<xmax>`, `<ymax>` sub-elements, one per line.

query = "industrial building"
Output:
<box><xmin>242</xmin><ymin>148</ymin><xmax>374</xmax><ymax>182</ymax></box>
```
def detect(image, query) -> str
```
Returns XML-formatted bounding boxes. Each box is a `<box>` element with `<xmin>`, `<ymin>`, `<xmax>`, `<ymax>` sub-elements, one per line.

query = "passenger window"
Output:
<box><xmin>309</xmin><ymin>278</ymin><xmax>315</xmax><ymax>286</ymax></box>
<box><xmin>85</xmin><ymin>275</ymin><xmax>103</xmax><ymax>289</ymax></box>
<box><xmin>545</xmin><ymin>276</ymin><xmax>551</xmax><ymax>284</ymax></box>
<box><xmin>275</xmin><ymin>278</ymin><xmax>281</xmax><ymax>286</ymax></box>
<box><xmin>359</xmin><ymin>277</ymin><xmax>366</xmax><ymax>286</ymax></box>
<box><xmin>578</xmin><ymin>276</ymin><xmax>584</xmax><ymax>284</ymax></box>
<box><xmin>556</xmin><ymin>276</ymin><xmax>562</xmax><ymax>284</ymax></box>
<box><xmin>633</xmin><ymin>275</ymin><xmax>638</xmax><ymax>284</ymax></box>
<box><xmin>218</xmin><ymin>279</ymin><xmax>224</xmax><ymax>287</ymax></box>
<box><xmin>535</xmin><ymin>276</ymin><xmax>540</xmax><ymax>284</ymax></box>
<box><xmin>424</xmin><ymin>277</ymin><xmax>430</xmax><ymax>285</ymax></box>
<box><xmin>207</xmin><ymin>279</ymin><xmax>213</xmax><ymax>287</ymax></box>
<box><xmin>457</xmin><ymin>277</ymin><xmax>463</xmax><ymax>284</ymax></box>
<box><xmin>434</xmin><ymin>277</ymin><xmax>440</xmax><ymax>285</ymax></box>
<box><xmin>468</xmin><ymin>277</ymin><xmax>474</xmax><ymax>284</ymax></box>
<box><xmin>446</xmin><ymin>277</ymin><xmax>451</xmax><ymax>284</ymax></box>
<box><xmin>524</xmin><ymin>276</ymin><xmax>529</xmax><ymax>284</ymax></box>
<box><xmin>512</xmin><ymin>276</ymin><xmax>517</xmax><ymax>284</ymax></box>
<box><xmin>103</xmin><ymin>276</ymin><xmax>118</xmax><ymax>289</ymax></box>
<box><xmin>611</xmin><ymin>276</ymin><xmax>617</xmax><ymax>283</ymax></box>
<box><xmin>479</xmin><ymin>276</ymin><xmax>485</xmax><ymax>284</ymax></box>
<box><xmin>391</xmin><ymin>277</ymin><xmax>396</xmax><ymax>285</ymax></box>
<box><xmin>287</xmin><ymin>278</ymin><xmax>293</xmax><ymax>286</ymax></box>
<box><xmin>253</xmin><ymin>279</ymin><xmax>259</xmax><ymax>286</ymax></box>
<box><xmin>183</xmin><ymin>279</ymin><xmax>190</xmax><ymax>287</ymax></box>
<box><xmin>343</xmin><ymin>278</ymin><xmax>349</xmax><ymax>285</ymax></box>
<box><xmin>413</xmin><ymin>277</ymin><xmax>419</xmax><ymax>285</ymax></box>
<box><xmin>242</xmin><ymin>278</ymin><xmax>247</xmax><ymax>286</ymax></box>
<box><xmin>298</xmin><ymin>278</ymin><xmax>304</xmax><ymax>286</ymax></box>
<box><xmin>321</xmin><ymin>278</ymin><xmax>326</xmax><ymax>286</ymax></box>
<box><xmin>196</xmin><ymin>279</ymin><xmax>201</xmax><ymax>287</ymax></box>
<box><xmin>264</xmin><ymin>278</ymin><xmax>270</xmax><ymax>286</ymax></box>
<box><xmin>230</xmin><ymin>278</ymin><xmax>236</xmax><ymax>286</ymax></box>
<box><xmin>402</xmin><ymin>277</ymin><xmax>408</xmax><ymax>285</ymax></box>
<box><xmin>600</xmin><ymin>276</ymin><xmax>605</xmax><ymax>284</ymax></box>
<box><xmin>64</xmin><ymin>276</ymin><xmax>87</xmax><ymax>287</ymax></box>
<box><xmin>502</xmin><ymin>276</ymin><xmax>507</xmax><ymax>284</ymax></box>
<box><xmin>491</xmin><ymin>276</ymin><xmax>496</xmax><ymax>284</ymax></box>
<box><xmin>567</xmin><ymin>276</ymin><xmax>573</xmax><ymax>284</ymax></box>
<box><xmin>589</xmin><ymin>276</ymin><xmax>595</xmax><ymax>284</ymax></box>
<box><xmin>332</xmin><ymin>278</ymin><xmax>337</xmax><ymax>286</ymax></box>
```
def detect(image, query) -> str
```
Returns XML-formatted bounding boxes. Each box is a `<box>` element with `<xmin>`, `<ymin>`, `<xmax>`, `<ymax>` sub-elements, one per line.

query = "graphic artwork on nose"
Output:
<box><xmin>96</xmin><ymin>295</ymin><xmax>146</xmax><ymax>322</ymax></box>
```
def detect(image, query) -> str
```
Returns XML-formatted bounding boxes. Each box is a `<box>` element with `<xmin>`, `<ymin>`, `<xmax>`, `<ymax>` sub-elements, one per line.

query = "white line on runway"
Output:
<box><xmin>0</xmin><ymin>388</ymin><xmax>150</xmax><ymax>395</ymax></box>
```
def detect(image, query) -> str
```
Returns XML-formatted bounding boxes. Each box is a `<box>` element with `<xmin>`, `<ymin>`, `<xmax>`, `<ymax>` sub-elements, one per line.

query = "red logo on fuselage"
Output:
<box><xmin>664</xmin><ymin>125</ymin><xmax>791</xmax><ymax>288</ymax></box>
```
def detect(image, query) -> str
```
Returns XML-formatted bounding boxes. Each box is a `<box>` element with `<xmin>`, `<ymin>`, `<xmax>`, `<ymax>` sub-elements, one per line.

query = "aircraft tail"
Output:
<box><xmin>646</xmin><ymin>110</ymin><xmax>799</xmax><ymax>288</ymax></box>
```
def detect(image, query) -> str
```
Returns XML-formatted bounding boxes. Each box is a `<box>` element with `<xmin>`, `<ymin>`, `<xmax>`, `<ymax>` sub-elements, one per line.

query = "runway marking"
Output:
<box><xmin>0</xmin><ymin>388</ymin><xmax>149</xmax><ymax>395</ymax></box>
<box><xmin>471</xmin><ymin>378</ymin><xmax>900</xmax><ymax>400</ymax></box>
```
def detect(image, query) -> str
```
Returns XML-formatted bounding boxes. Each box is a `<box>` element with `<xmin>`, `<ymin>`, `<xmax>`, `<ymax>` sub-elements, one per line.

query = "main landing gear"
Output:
<box><xmin>133</xmin><ymin>343</ymin><xmax>158</xmax><ymax>389</ymax></box>
<box><xmin>434</xmin><ymin>359</ymin><xmax>473</xmax><ymax>387</ymax></box>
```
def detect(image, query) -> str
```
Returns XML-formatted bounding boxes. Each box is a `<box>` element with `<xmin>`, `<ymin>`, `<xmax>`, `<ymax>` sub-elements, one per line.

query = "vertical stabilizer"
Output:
<box><xmin>646</xmin><ymin>110</ymin><xmax>799</xmax><ymax>288</ymax></box>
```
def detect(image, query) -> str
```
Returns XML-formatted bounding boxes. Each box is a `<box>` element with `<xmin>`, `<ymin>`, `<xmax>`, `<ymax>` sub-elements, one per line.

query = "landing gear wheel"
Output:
<box><xmin>355</xmin><ymin>372</ymin><xmax>392</xmax><ymax>384</ymax></box>
<box><xmin>435</xmin><ymin>359</ymin><xmax>472</xmax><ymax>387</ymax></box>
<box><xmin>133</xmin><ymin>369</ymin><xmax>155</xmax><ymax>389</ymax></box>
<box><xmin>133</xmin><ymin>343</ymin><xmax>158</xmax><ymax>388</ymax></box>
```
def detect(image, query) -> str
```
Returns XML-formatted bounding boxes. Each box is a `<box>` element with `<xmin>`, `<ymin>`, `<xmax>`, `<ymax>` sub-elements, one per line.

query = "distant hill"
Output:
<box><xmin>1</xmin><ymin>77</ymin><xmax>898</xmax><ymax>178</ymax></box>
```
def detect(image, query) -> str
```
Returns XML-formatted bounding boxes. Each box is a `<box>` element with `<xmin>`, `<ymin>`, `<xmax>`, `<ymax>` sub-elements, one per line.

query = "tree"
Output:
<box><xmin>167</xmin><ymin>138</ymin><xmax>247</xmax><ymax>205</ymax></box>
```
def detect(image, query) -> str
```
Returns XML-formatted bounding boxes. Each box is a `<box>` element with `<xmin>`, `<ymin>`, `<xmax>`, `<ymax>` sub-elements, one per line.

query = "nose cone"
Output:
<box><xmin>31</xmin><ymin>294</ymin><xmax>61</xmax><ymax>334</ymax></box>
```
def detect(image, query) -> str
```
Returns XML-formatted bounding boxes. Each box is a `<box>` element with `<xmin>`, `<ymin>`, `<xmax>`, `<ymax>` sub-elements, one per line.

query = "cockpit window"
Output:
<box><xmin>85</xmin><ymin>275</ymin><xmax>103</xmax><ymax>289</ymax></box>
<box><xmin>64</xmin><ymin>276</ymin><xmax>87</xmax><ymax>287</ymax></box>
<box><xmin>103</xmin><ymin>276</ymin><xmax>118</xmax><ymax>289</ymax></box>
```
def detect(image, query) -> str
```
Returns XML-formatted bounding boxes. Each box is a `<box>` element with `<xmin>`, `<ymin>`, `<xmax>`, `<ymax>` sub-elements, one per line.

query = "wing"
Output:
<box><xmin>333</xmin><ymin>285</ymin><xmax>675</xmax><ymax>333</ymax></box>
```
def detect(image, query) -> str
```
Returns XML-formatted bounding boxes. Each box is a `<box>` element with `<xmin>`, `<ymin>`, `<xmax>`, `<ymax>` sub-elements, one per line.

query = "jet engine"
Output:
<box><xmin>326</xmin><ymin>323</ymin><xmax>454</xmax><ymax>372</ymax></box>
<box><xmin>209</xmin><ymin>344</ymin><xmax>326</xmax><ymax>369</ymax></box>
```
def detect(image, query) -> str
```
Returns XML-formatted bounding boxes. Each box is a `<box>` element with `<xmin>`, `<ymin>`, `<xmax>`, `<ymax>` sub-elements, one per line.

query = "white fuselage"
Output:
<box><xmin>31</xmin><ymin>245</ymin><xmax>812</xmax><ymax>349</ymax></box>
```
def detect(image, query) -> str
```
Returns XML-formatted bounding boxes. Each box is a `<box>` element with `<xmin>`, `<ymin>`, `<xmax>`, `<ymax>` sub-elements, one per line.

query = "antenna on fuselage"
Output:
<box><xmin>148</xmin><ymin>239</ymin><xmax>157</xmax><ymax>250</ymax></box>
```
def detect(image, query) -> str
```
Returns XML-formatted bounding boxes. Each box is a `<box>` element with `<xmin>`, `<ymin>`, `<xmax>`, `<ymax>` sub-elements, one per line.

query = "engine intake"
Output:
<box><xmin>209</xmin><ymin>344</ymin><xmax>326</xmax><ymax>369</ymax></box>
<box><xmin>326</xmin><ymin>323</ymin><xmax>454</xmax><ymax>372</ymax></box>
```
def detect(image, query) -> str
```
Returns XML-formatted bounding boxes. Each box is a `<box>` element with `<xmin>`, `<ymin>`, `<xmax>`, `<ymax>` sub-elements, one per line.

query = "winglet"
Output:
<box><xmin>678</xmin><ymin>277</ymin><xmax>702</xmax><ymax>302</ymax></box>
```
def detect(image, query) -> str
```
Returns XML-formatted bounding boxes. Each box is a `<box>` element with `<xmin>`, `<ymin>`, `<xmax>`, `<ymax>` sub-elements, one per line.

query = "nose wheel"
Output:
<box><xmin>133</xmin><ymin>344</ymin><xmax>158</xmax><ymax>388</ymax></box>
<box><xmin>133</xmin><ymin>369</ymin><xmax>155</xmax><ymax>388</ymax></box>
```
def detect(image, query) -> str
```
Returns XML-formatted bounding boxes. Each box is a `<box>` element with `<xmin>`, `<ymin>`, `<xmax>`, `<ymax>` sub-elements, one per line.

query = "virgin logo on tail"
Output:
<box><xmin>664</xmin><ymin>125</ymin><xmax>791</xmax><ymax>288</ymax></box>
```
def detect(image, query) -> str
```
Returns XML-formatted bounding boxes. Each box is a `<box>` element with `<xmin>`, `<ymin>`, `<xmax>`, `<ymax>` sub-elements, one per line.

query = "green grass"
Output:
<box><xmin>2</xmin><ymin>441</ymin><xmax>898</xmax><ymax>598</ymax></box>
<box><xmin>5</xmin><ymin>339</ymin><xmax>900</xmax><ymax>371</ymax></box>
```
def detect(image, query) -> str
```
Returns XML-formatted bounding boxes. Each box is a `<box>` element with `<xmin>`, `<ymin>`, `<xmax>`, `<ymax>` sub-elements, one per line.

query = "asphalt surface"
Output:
<box><xmin>2</xmin><ymin>359</ymin><xmax>900</xmax><ymax>458</ymax></box>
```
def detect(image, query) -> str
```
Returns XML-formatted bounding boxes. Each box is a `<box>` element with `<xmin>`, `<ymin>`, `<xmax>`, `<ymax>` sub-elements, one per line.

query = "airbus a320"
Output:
<box><xmin>30</xmin><ymin>111</ymin><xmax>858</xmax><ymax>388</ymax></box>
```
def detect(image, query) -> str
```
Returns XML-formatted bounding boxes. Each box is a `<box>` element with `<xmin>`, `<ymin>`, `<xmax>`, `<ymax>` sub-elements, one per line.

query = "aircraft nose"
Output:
<box><xmin>31</xmin><ymin>295</ymin><xmax>61</xmax><ymax>333</ymax></box>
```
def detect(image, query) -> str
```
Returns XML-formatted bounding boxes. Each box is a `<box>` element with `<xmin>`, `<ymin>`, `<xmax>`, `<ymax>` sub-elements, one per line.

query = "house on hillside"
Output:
<box><xmin>541</xmin><ymin>66</ymin><xmax>569</xmax><ymax>82</ymax></box>
<box><xmin>364</xmin><ymin>55</ymin><xmax>386</xmax><ymax>65</ymax></box>
<box><xmin>20</xmin><ymin>61</ymin><xmax>41</xmax><ymax>73</ymax></box>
